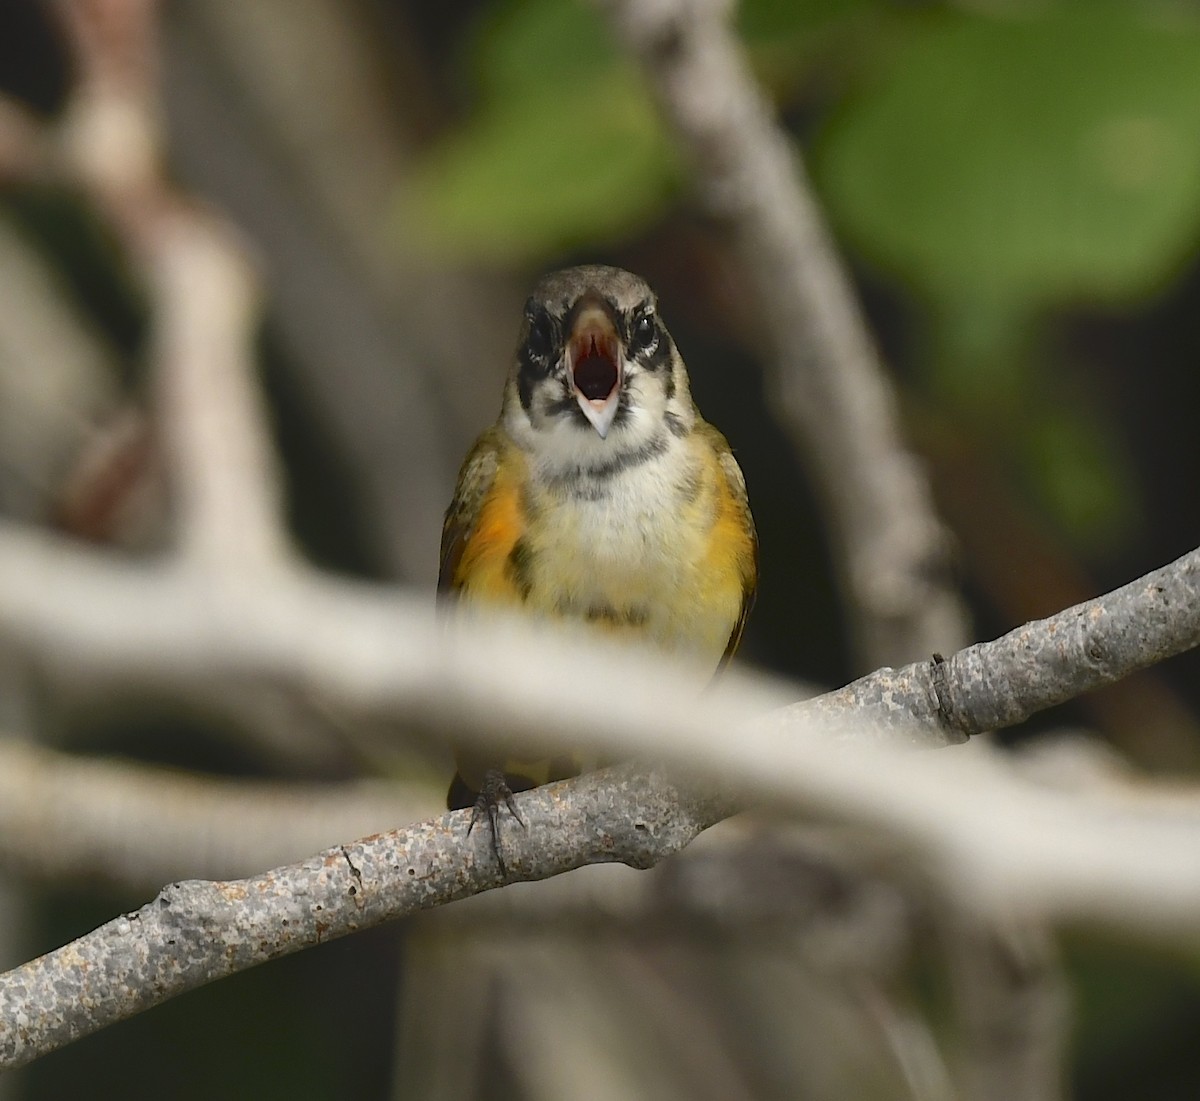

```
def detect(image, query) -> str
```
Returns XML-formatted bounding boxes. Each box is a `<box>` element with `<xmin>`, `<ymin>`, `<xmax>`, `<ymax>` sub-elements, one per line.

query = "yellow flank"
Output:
<box><xmin>452</xmin><ymin>450</ymin><xmax>528</xmax><ymax>605</ymax></box>
<box><xmin>447</xmin><ymin>427</ymin><xmax>754</xmax><ymax>797</ymax></box>
<box><xmin>452</xmin><ymin>431</ymin><xmax>751</xmax><ymax>669</ymax></box>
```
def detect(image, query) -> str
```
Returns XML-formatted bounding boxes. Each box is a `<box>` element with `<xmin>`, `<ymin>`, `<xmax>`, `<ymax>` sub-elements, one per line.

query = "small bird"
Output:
<box><xmin>440</xmin><ymin>265</ymin><xmax>756</xmax><ymax>862</ymax></box>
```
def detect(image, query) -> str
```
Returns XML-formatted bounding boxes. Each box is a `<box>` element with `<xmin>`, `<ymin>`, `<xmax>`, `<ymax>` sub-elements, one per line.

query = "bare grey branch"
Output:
<box><xmin>0</xmin><ymin>764</ymin><xmax>715</xmax><ymax>1068</ymax></box>
<box><xmin>0</xmin><ymin>534</ymin><xmax>1197</xmax><ymax>1067</ymax></box>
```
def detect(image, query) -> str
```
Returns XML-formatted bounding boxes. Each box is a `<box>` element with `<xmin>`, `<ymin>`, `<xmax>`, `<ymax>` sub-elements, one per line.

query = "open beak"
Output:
<box><xmin>567</xmin><ymin>298</ymin><xmax>622</xmax><ymax>439</ymax></box>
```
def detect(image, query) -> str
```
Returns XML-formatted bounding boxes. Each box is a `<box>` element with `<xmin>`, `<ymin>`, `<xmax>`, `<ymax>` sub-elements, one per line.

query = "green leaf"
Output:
<box><xmin>397</xmin><ymin>0</ymin><xmax>676</xmax><ymax>263</ymax></box>
<box><xmin>473</xmin><ymin>0</ymin><xmax>619</xmax><ymax>97</ymax></box>
<box><xmin>398</xmin><ymin>70</ymin><xmax>676</xmax><ymax>263</ymax></box>
<box><xmin>816</xmin><ymin>8</ymin><xmax>1200</xmax><ymax>305</ymax></box>
<box><xmin>738</xmin><ymin>0</ymin><xmax>870</xmax><ymax>43</ymax></box>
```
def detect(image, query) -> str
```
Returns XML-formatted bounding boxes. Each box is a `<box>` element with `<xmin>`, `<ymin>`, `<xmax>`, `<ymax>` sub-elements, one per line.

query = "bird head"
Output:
<box><xmin>504</xmin><ymin>265</ymin><xmax>695</xmax><ymax>460</ymax></box>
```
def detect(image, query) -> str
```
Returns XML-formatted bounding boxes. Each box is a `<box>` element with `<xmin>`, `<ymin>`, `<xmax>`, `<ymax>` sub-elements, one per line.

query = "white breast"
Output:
<box><xmin>527</xmin><ymin>437</ymin><xmax>716</xmax><ymax>655</ymax></box>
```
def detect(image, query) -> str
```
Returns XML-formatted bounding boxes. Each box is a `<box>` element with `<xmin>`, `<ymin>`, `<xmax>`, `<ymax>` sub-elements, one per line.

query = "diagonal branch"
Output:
<box><xmin>596</xmin><ymin>0</ymin><xmax>969</xmax><ymax>667</ymax></box>
<box><xmin>0</xmin><ymin>764</ymin><xmax>716</xmax><ymax>1069</ymax></box>
<box><xmin>0</xmin><ymin>533</ymin><xmax>1197</xmax><ymax>1066</ymax></box>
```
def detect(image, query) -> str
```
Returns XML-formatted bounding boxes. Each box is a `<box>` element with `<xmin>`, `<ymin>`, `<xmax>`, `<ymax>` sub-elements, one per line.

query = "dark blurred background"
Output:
<box><xmin>1</xmin><ymin>0</ymin><xmax>1198</xmax><ymax>1097</ymax></box>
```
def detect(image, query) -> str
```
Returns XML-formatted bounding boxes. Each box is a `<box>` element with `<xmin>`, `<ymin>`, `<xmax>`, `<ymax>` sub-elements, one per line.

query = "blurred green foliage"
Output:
<box><xmin>1068</xmin><ymin>936</ymin><xmax>1200</xmax><ymax>1098</ymax></box>
<box><xmin>814</xmin><ymin>2</ymin><xmax>1200</xmax><ymax>546</ymax></box>
<box><xmin>819</xmin><ymin>6</ymin><xmax>1200</xmax><ymax>307</ymax></box>
<box><xmin>399</xmin><ymin>0</ymin><xmax>678</xmax><ymax>260</ymax></box>
<box><xmin>397</xmin><ymin>0</ymin><xmax>874</xmax><ymax>260</ymax></box>
<box><xmin>400</xmin><ymin>0</ymin><xmax>1200</xmax><ymax>551</ymax></box>
<box><xmin>404</xmin><ymin>0</ymin><xmax>1200</xmax><ymax>304</ymax></box>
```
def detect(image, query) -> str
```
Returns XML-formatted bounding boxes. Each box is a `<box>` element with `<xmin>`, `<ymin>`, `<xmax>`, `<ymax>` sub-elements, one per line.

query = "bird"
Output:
<box><xmin>439</xmin><ymin>264</ymin><xmax>756</xmax><ymax>867</ymax></box>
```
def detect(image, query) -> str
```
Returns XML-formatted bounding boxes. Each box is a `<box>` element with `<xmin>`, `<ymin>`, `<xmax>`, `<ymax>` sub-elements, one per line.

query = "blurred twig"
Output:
<box><xmin>160</xmin><ymin>0</ymin><xmax>524</xmax><ymax>581</ymax></box>
<box><xmin>0</xmin><ymin>737</ymin><xmax>440</xmax><ymax>889</ymax></box>
<box><xmin>0</xmin><ymin>215</ymin><xmax>124</xmax><ymax>524</ymax></box>
<box><xmin>397</xmin><ymin>827</ymin><xmax>948</xmax><ymax>1100</ymax></box>
<box><xmin>54</xmin><ymin>0</ymin><xmax>292</xmax><ymax>570</ymax></box>
<box><xmin>942</xmin><ymin>916</ymin><xmax>1068</xmax><ymax>1101</ymax></box>
<box><xmin>3</xmin><ymin>524</ymin><xmax>1192</xmax><ymax>785</ymax></box>
<box><xmin>0</xmin><ymin>2</ymin><xmax>328</xmax><ymax>766</ymax></box>
<box><xmin>596</xmin><ymin>0</ymin><xmax>969</xmax><ymax>669</ymax></box>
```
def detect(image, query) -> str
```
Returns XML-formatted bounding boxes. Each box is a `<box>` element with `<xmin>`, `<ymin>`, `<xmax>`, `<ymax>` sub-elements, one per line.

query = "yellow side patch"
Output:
<box><xmin>453</xmin><ymin>459</ymin><xmax>527</xmax><ymax>604</ymax></box>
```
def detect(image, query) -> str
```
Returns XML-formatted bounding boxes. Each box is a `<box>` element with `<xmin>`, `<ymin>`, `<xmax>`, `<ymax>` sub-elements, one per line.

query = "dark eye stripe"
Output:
<box><xmin>517</xmin><ymin>306</ymin><xmax>561</xmax><ymax>412</ymax></box>
<box><xmin>522</xmin><ymin>304</ymin><xmax>558</xmax><ymax>365</ymax></box>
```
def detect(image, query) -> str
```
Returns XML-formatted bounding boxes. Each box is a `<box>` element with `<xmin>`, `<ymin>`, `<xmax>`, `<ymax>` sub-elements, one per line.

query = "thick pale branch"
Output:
<box><xmin>0</xmin><ymin>523</ymin><xmax>1195</xmax><ymax>775</ymax></box>
<box><xmin>0</xmin><ymin>522</ymin><xmax>1197</xmax><ymax>892</ymax></box>
<box><xmin>0</xmin><ymin>739</ymin><xmax>441</xmax><ymax>888</ymax></box>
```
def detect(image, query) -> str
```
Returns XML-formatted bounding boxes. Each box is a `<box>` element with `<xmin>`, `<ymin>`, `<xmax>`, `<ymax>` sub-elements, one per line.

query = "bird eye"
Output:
<box><xmin>631</xmin><ymin>311</ymin><xmax>657</xmax><ymax>353</ymax></box>
<box><xmin>525</xmin><ymin>310</ymin><xmax>556</xmax><ymax>364</ymax></box>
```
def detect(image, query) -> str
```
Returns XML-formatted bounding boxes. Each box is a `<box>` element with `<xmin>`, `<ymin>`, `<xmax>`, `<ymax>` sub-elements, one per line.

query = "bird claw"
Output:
<box><xmin>467</xmin><ymin>769</ymin><xmax>526</xmax><ymax>875</ymax></box>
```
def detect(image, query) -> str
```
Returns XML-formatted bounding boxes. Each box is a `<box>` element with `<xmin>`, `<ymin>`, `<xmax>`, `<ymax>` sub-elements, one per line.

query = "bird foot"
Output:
<box><xmin>467</xmin><ymin>769</ymin><xmax>526</xmax><ymax>875</ymax></box>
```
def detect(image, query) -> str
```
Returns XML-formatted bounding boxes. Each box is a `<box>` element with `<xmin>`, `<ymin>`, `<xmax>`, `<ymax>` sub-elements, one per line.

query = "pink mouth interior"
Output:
<box><xmin>572</xmin><ymin>335</ymin><xmax>619</xmax><ymax>401</ymax></box>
